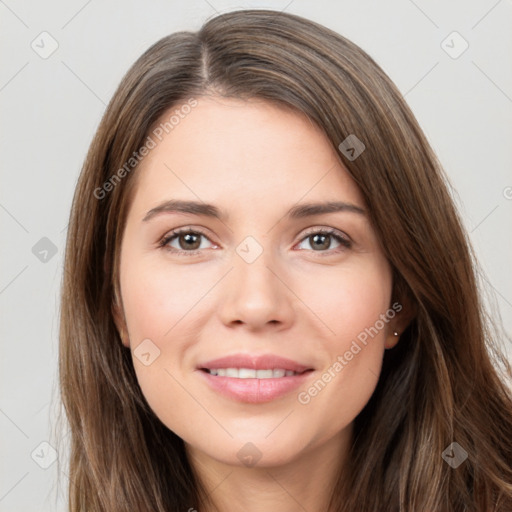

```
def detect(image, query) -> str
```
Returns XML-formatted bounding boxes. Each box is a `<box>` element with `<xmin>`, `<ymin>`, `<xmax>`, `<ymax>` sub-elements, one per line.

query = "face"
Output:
<box><xmin>114</xmin><ymin>96</ymin><xmax>404</xmax><ymax>469</ymax></box>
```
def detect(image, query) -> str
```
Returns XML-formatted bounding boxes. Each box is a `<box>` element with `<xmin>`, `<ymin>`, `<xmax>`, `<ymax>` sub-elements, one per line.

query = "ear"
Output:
<box><xmin>384</xmin><ymin>294</ymin><xmax>417</xmax><ymax>350</ymax></box>
<box><xmin>112</xmin><ymin>290</ymin><xmax>130</xmax><ymax>348</ymax></box>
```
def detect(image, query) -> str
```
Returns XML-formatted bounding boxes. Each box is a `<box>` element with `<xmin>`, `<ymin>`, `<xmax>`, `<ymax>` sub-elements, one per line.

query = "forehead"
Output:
<box><xmin>127</xmin><ymin>96</ymin><xmax>365</xmax><ymax>218</ymax></box>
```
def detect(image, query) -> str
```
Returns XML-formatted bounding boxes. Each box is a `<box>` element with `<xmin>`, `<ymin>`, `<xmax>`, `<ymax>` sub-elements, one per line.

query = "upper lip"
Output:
<box><xmin>197</xmin><ymin>353</ymin><xmax>313</xmax><ymax>373</ymax></box>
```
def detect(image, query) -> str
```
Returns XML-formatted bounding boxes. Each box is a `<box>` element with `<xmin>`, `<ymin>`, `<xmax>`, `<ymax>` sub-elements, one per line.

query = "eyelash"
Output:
<box><xmin>157</xmin><ymin>226</ymin><xmax>352</xmax><ymax>257</ymax></box>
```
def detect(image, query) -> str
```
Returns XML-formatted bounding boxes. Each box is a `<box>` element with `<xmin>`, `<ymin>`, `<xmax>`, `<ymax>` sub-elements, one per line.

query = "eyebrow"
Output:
<box><xmin>142</xmin><ymin>199</ymin><xmax>366</xmax><ymax>223</ymax></box>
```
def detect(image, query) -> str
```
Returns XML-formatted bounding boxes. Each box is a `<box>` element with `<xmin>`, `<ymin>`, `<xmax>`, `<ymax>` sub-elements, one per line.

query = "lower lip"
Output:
<box><xmin>197</xmin><ymin>369</ymin><xmax>314</xmax><ymax>403</ymax></box>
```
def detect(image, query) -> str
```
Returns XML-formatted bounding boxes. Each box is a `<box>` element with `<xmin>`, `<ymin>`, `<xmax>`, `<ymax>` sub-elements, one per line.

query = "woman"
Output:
<box><xmin>58</xmin><ymin>8</ymin><xmax>512</xmax><ymax>511</ymax></box>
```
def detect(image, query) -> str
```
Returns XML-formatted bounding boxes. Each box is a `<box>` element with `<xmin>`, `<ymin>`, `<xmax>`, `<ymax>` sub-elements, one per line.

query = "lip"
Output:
<box><xmin>196</xmin><ymin>353</ymin><xmax>315</xmax><ymax>404</ymax></box>
<box><xmin>198</xmin><ymin>368</ymin><xmax>314</xmax><ymax>403</ymax></box>
<box><xmin>197</xmin><ymin>353</ymin><xmax>313</xmax><ymax>373</ymax></box>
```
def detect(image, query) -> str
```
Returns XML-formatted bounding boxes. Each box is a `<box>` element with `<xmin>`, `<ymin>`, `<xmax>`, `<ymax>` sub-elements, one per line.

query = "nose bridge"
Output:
<box><xmin>217</xmin><ymin>233</ymin><xmax>294</xmax><ymax>328</ymax></box>
<box><xmin>233</xmin><ymin>233</ymin><xmax>280</xmax><ymax>298</ymax></box>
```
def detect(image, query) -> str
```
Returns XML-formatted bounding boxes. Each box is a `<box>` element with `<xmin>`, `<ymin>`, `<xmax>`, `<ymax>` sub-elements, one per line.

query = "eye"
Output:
<box><xmin>158</xmin><ymin>226</ymin><xmax>352</xmax><ymax>257</ymax></box>
<box><xmin>158</xmin><ymin>228</ymin><xmax>216</xmax><ymax>256</ymax></box>
<box><xmin>295</xmin><ymin>228</ymin><xmax>352</xmax><ymax>254</ymax></box>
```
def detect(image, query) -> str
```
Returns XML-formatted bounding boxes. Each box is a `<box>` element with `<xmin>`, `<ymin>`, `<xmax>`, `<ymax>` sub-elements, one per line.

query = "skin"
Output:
<box><xmin>113</xmin><ymin>96</ymin><xmax>412</xmax><ymax>512</ymax></box>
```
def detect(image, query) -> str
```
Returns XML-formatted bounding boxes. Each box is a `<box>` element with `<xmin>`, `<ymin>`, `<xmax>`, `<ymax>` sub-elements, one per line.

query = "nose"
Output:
<box><xmin>216</xmin><ymin>244</ymin><xmax>295</xmax><ymax>331</ymax></box>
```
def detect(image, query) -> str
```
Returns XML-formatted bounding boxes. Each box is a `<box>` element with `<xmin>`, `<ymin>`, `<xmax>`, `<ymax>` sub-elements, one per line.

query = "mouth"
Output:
<box><xmin>197</xmin><ymin>353</ymin><xmax>314</xmax><ymax>376</ymax></box>
<box><xmin>196</xmin><ymin>353</ymin><xmax>315</xmax><ymax>403</ymax></box>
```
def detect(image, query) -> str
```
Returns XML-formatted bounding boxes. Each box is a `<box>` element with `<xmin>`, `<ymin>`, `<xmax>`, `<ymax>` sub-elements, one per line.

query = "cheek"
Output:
<box><xmin>306</xmin><ymin>259</ymin><xmax>392</xmax><ymax>343</ymax></box>
<box><xmin>119</xmin><ymin>255</ymin><xmax>215</xmax><ymax>416</ymax></box>
<box><xmin>294</xmin><ymin>260</ymin><xmax>392</xmax><ymax>424</ymax></box>
<box><xmin>120</xmin><ymin>256</ymin><xmax>208</xmax><ymax>347</ymax></box>
<box><xmin>119</xmin><ymin>258</ymin><xmax>206</xmax><ymax>428</ymax></box>
<box><xmin>334</xmin><ymin>263</ymin><xmax>392</xmax><ymax>368</ymax></box>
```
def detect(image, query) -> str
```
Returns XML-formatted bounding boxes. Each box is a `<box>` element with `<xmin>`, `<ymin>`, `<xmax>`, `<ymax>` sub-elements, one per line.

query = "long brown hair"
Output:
<box><xmin>57</xmin><ymin>8</ymin><xmax>512</xmax><ymax>511</ymax></box>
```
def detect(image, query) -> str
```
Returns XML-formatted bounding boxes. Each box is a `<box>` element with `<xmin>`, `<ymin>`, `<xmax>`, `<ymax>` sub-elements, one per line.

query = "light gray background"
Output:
<box><xmin>1</xmin><ymin>1</ymin><xmax>511</xmax><ymax>510</ymax></box>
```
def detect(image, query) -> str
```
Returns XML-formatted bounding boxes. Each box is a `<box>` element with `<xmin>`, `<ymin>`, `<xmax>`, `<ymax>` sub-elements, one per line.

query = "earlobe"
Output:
<box><xmin>384</xmin><ymin>330</ymin><xmax>400</xmax><ymax>350</ymax></box>
<box><xmin>384</xmin><ymin>294</ymin><xmax>417</xmax><ymax>350</ymax></box>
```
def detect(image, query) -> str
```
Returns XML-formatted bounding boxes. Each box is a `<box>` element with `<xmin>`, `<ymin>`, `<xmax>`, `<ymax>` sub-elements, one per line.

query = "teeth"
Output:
<box><xmin>207</xmin><ymin>368</ymin><xmax>298</xmax><ymax>378</ymax></box>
